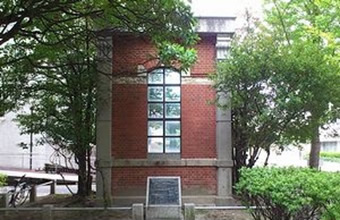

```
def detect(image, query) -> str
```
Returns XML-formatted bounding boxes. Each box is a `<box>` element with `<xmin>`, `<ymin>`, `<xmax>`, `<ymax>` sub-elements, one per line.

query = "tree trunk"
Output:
<box><xmin>309</xmin><ymin>125</ymin><xmax>321</xmax><ymax>169</ymax></box>
<box><xmin>77</xmin><ymin>152</ymin><xmax>88</xmax><ymax>196</ymax></box>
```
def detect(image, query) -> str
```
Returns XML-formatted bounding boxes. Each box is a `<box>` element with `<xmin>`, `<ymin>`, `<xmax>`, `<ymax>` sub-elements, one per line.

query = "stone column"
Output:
<box><xmin>96</xmin><ymin>36</ymin><xmax>113</xmax><ymax>205</ymax></box>
<box><xmin>216</xmin><ymin>93</ymin><xmax>233</xmax><ymax>205</ymax></box>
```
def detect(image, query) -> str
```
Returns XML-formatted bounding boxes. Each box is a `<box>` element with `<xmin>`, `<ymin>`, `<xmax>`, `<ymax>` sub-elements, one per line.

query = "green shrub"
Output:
<box><xmin>320</xmin><ymin>152</ymin><xmax>340</xmax><ymax>162</ymax></box>
<box><xmin>322</xmin><ymin>203</ymin><xmax>340</xmax><ymax>220</ymax></box>
<box><xmin>235</xmin><ymin>167</ymin><xmax>340</xmax><ymax>220</ymax></box>
<box><xmin>0</xmin><ymin>174</ymin><xmax>6</xmax><ymax>187</ymax></box>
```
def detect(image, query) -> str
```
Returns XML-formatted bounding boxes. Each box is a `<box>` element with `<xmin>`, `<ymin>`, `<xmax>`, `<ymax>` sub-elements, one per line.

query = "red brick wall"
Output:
<box><xmin>111</xmin><ymin>34</ymin><xmax>218</xmax><ymax>195</ymax></box>
<box><xmin>112</xmin><ymin>167</ymin><xmax>217</xmax><ymax>195</ymax></box>
<box><xmin>112</xmin><ymin>84</ymin><xmax>147</xmax><ymax>159</ymax></box>
<box><xmin>112</xmin><ymin>34</ymin><xmax>216</xmax><ymax>76</ymax></box>
<box><xmin>112</xmin><ymin>84</ymin><xmax>216</xmax><ymax>159</ymax></box>
<box><xmin>112</xmin><ymin>35</ymin><xmax>157</xmax><ymax>76</ymax></box>
<box><xmin>190</xmin><ymin>35</ymin><xmax>216</xmax><ymax>76</ymax></box>
<box><xmin>182</xmin><ymin>85</ymin><xmax>216</xmax><ymax>158</ymax></box>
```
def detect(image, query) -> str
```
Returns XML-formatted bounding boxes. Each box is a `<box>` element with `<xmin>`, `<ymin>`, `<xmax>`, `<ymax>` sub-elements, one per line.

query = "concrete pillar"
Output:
<box><xmin>95</xmin><ymin>35</ymin><xmax>113</xmax><ymax>205</ymax></box>
<box><xmin>0</xmin><ymin>193</ymin><xmax>9</xmax><ymax>208</ymax></box>
<box><xmin>216</xmin><ymin>92</ymin><xmax>233</xmax><ymax>204</ymax></box>
<box><xmin>184</xmin><ymin>203</ymin><xmax>195</xmax><ymax>220</ymax></box>
<box><xmin>50</xmin><ymin>180</ymin><xmax>56</xmax><ymax>195</ymax></box>
<box><xmin>132</xmin><ymin>203</ymin><xmax>144</xmax><ymax>220</ymax></box>
<box><xmin>30</xmin><ymin>185</ymin><xmax>37</xmax><ymax>202</ymax></box>
<box><xmin>42</xmin><ymin>204</ymin><xmax>53</xmax><ymax>220</ymax></box>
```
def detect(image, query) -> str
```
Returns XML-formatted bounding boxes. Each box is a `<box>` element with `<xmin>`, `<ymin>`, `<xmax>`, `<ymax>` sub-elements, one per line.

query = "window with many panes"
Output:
<box><xmin>147</xmin><ymin>68</ymin><xmax>181</xmax><ymax>153</ymax></box>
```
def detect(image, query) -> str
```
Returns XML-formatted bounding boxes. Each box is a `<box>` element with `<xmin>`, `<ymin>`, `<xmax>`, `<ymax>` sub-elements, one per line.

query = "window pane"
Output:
<box><xmin>165</xmin><ymin>86</ymin><xmax>180</xmax><ymax>102</ymax></box>
<box><xmin>148</xmin><ymin>138</ymin><xmax>163</xmax><ymax>153</ymax></box>
<box><xmin>148</xmin><ymin>69</ymin><xmax>163</xmax><ymax>84</ymax></box>
<box><xmin>165</xmin><ymin>103</ymin><xmax>180</xmax><ymax>118</ymax></box>
<box><xmin>148</xmin><ymin>104</ymin><xmax>163</xmax><ymax>118</ymax></box>
<box><xmin>165</xmin><ymin>121</ymin><xmax>180</xmax><ymax>136</ymax></box>
<box><xmin>148</xmin><ymin>87</ymin><xmax>163</xmax><ymax>101</ymax></box>
<box><xmin>165</xmin><ymin>138</ymin><xmax>180</xmax><ymax>153</ymax></box>
<box><xmin>165</xmin><ymin>69</ymin><xmax>180</xmax><ymax>84</ymax></box>
<box><xmin>148</xmin><ymin>121</ymin><xmax>163</xmax><ymax>136</ymax></box>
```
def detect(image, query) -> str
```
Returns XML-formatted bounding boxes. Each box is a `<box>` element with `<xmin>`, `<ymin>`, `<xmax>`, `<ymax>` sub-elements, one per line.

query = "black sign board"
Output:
<box><xmin>146</xmin><ymin>177</ymin><xmax>181</xmax><ymax>206</ymax></box>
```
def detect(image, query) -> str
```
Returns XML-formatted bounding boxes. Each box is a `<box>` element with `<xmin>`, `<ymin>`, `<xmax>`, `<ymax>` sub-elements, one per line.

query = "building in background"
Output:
<box><xmin>0</xmin><ymin>109</ymin><xmax>53</xmax><ymax>170</ymax></box>
<box><xmin>0</xmin><ymin>107</ymin><xmax>78</xmax><ymax>171</ymax></box>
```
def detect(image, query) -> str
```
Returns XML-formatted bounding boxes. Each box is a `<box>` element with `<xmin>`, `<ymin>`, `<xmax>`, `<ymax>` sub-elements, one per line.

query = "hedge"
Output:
<box><xmin>320</xmin><ymin>152</ymin><xmax>340</xmax><ymax>162</ymax></box>
<box><xmin>0</xmin><ymin>174</ymin><xmax>6</xmax><ymax>187</ymax></box>
<box><xmin>235</xmin><ymin>167</ymin><xmax>340</xmax><ymax>220</ymax></box>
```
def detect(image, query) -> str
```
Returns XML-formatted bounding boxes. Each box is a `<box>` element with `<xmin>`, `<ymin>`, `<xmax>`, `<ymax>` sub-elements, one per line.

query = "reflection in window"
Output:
<box><xmin>165</xmin><ymin>138</ymin><xmax>181</xmax><ymax>153</ymax></box>
<box><xmin>148</xmin><ymin>104</ymin><xmax>163</xmax><ymax>118</ymax></box>
<box><xmin>165</xmin><ymin>103</ymin><xmax>180</xmax><ymax>118</ymax></box>
<box><xmin>148</xmin><ymin>138</ymin><xmax>163</xmax><ymax>153</ymax></box>
<box><xmin>165</xmin><ymin>87</ymin><xmax>180</xmax><ymax>102</ymax></box>
<box><xmin>148</xmin><ymin>87</ymin><xmax>163</xmax><ymax>101</ymax></box>
<box><xmin>165</xmin><ymin>121</ymin><xmax>180</xmax><ymax>136</ymax></box>
<box><xmin>147</xmin><ymin>68</ymin><xmax>181</xmax><ymax>153</ymax></box>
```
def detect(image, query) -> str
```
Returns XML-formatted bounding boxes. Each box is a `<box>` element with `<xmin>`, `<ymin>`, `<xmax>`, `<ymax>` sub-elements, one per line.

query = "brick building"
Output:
<box><xmin>96</xmin><ymin>17</ymin><xmax>235</xmax><ymax>205</ymax></box>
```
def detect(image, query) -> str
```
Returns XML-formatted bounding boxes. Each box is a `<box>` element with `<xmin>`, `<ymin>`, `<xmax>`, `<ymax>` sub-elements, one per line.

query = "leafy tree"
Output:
<box><xmin>264</xmin><ymin>0</ymin><xmax>340</xmax><ymax>168</ymax></box>
<box><xmin>213</xmin><ymin>4</ymin><xmax>339</xmax><ymax>183</ymax></box>
<box><xmin>0</xmin><ymin>0</ymin><xmax>81</xmax><ymax>46</ymax></box>
<box><xmin>0</xmin><ymin>0</ymin><xmax>198</xmax><ymax>113</ymax></box>
<box><xmin>1</xmin><ymin>0</ymin><xmax>198</xmax><ymax>198</ymax></box>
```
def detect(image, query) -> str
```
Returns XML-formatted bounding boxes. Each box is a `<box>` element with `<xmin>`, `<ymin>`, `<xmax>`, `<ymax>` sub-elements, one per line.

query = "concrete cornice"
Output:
<box><xmin>112</xmin><ymin>76</ymin><xmax>212</xmax><ymax>85</ymax></box>
<box><xmin>196</xmin><ymin>17</ymin><xmax>236</xmax><ymax>34</ymax></box>
<box><xmin>111</xmin><ymin>158</ymin><xmax>233</xmax><ymax>168</ymax></box>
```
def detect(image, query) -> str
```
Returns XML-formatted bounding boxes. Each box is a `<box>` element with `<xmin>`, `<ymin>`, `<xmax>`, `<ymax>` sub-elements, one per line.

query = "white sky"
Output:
<box><xmin>191</xmin><ymin>0</ymin><xmax>264</xmax><ymax>28</ymax></box>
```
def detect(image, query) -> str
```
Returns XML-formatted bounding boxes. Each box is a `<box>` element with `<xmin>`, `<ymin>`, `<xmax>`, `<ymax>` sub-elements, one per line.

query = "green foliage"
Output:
<box><xmin>236</xmin><ymin>167</ymin><xmax>340</xmax><ymax>220</ymax></box>
<box><xmin>0</xmin><ymin>0</ymin><xmax>198</xmax><ymax>115</ymax></box>
<box><xmin>263</xmin><ymin>0</ymin><xmax>340</xmax><ymax>168</ymax></box>
<box><xmin>1</xmin><ymin>0</ymin><xmax>198</xmax><ymax>197</ymax></box>
<box><xmin>212</xmin><ymin>0</ymin><xmax>340</xmax><ymax>179</ymax></box>
<box><xmin>320</xmin><ymin>152</ymin><xmax>340</xmax><ymax>162</ymax></box>
<box><xmin>0</xmin><ymin>174</ymin><xmax>6</xmax><ymax>187</ymax></box>
<box><xmin>322</xmin><ymin>202</ymin><xmax>340</xmax><ymax>220</ymax></box>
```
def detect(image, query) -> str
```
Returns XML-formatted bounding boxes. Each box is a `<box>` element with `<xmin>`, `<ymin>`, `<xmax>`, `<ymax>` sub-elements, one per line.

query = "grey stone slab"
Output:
<box><xmin>145</xmin><ymin>206</ymin><xmax>182</xmax><ymax>220</ymax></box>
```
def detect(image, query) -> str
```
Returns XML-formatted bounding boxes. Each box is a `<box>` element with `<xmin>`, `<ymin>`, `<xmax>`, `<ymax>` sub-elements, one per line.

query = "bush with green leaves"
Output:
<box><xmin>235</xmin><ymin>167</ymin><xmax>340</xmax><ymax>220</ymax></box>
<box><xmin>320</xmin><ymin>152</ymin><xmax>340</xmax><ymax>162</ymax></box>
<box><xmin>0</xmin><ymin>174</ymin><xmax>6</xmax><ymax>187</ymax></box>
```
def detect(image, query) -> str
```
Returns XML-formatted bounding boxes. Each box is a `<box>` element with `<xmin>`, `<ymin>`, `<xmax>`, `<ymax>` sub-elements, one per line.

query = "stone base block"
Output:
<box><xmin>146</xmin><ymin>206</ymin><xmax>182</xmax><ymax>220</ymax></box>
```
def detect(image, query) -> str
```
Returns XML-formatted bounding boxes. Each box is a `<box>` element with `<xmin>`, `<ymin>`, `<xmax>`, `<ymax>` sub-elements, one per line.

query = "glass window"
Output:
<box><xmin>148</xmin><ymin>104</ymin><xmax>163</xmax><ymax>118</ymax></box>
<box><xmin>148</xmin><ymin>69</ymin><xmax>163</xmax><ymax>84</ymax></box>
<box><xmin>321</xmin><ymin>141</ymin><xmax>337</xmax><ymax>152</ymax></box>
<box><xmin>148</xmin><ymin>121</ymin><xmax>163</xmax><ymax>136</ymax></box>
<box><xmin>148</xmin><ymin>87</ymin><xmax>163</xmax><ymax>101</ymax></box>
<box><xmin>165</xmin><ymin>138</ymin><xmax>181</xmax><ymax>153</ymax></box>
<box><xmin>147</xmin><ymin>68</ymin><xmax>181</xmax><ymax>154</ymax></box>
<box><xmin>148</xmin><ymin>138</ymin><xmax>163</xmax><ymax>153</ymax></box>
<box><xmin>165</xmin><ymin>86</ymin><xmax>180</xmax><ymax>102</ymax></box>
<box><xmin>165</xmin><ymin>121</ymin><xmax>180</xmax><ymax>136</ymax></box>
<box><xmin>165</xmin><ymin>69</ymin><xmax>180</xmax><ymax>84</ymax></box>
<box><xmin>165</xmin><ymin>103</ymin><xmax>180</xmax><ymax>118</ymax></box>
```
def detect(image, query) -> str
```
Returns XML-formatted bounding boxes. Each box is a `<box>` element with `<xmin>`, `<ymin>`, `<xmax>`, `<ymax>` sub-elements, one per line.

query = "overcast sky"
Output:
<box><xmin>191</xmin><ymin>0</ymin><xmax>263</xmax><ymax>28</ymax></box>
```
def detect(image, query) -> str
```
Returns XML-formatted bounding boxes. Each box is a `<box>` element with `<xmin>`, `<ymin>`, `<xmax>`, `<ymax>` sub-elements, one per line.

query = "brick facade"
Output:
<box><xmin>111</xmin><ymin>34</ymin><xmax>219</xmax><ymax>201</ymax></box>
<box><xmin>112</xmin><ymin>167</ymin><xmax>217</xmax><ymax>196</ymax></box>
<box><xmin>112</xmin><ymin>34</ymin><xmax>216</xmax><ymax>76</ymax></box>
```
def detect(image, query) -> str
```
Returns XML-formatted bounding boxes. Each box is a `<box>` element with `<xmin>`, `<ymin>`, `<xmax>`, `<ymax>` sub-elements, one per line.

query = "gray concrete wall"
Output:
<box><xmin>95</xmin><ymin>36</ymin><xmax>113</xmax><ymax>204</ymax></box>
